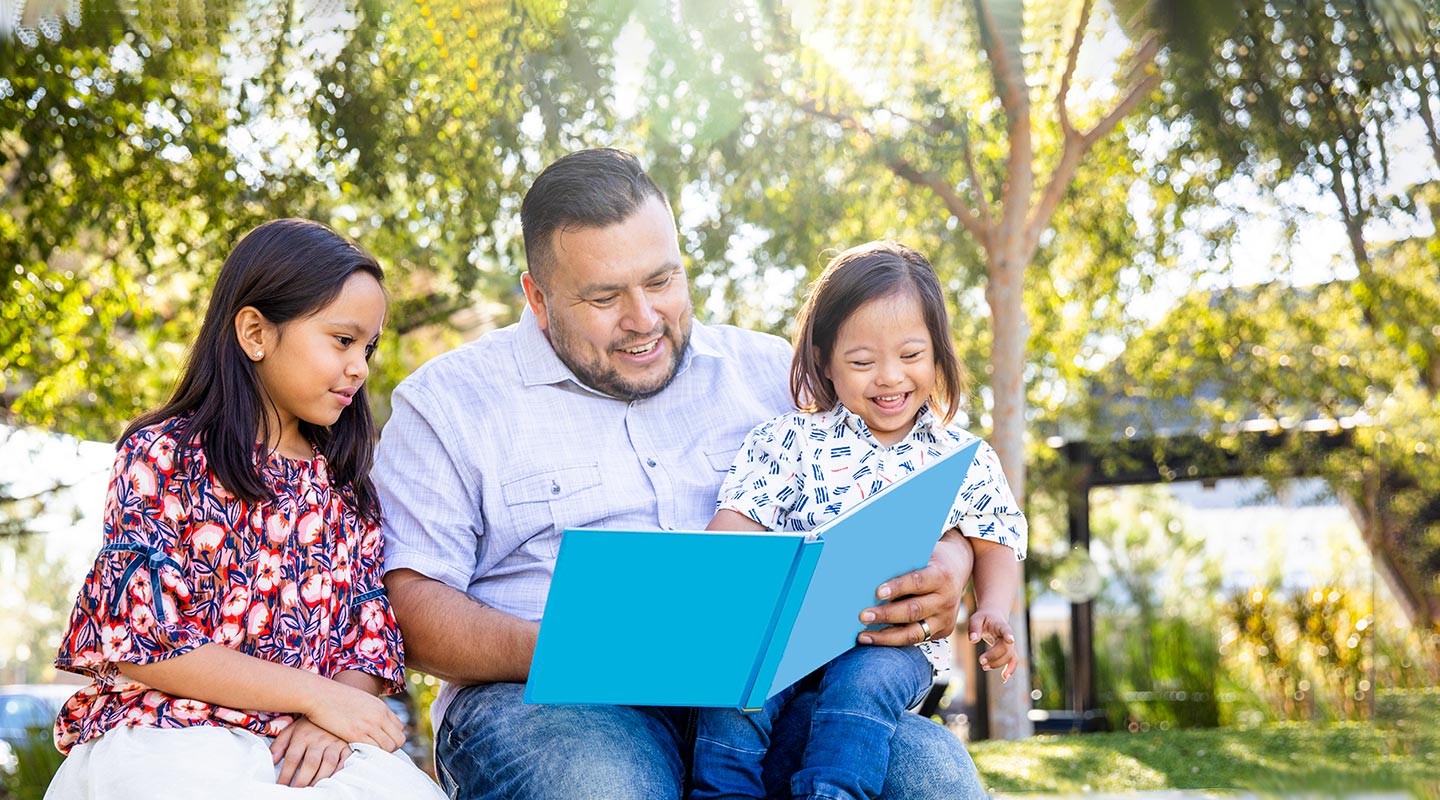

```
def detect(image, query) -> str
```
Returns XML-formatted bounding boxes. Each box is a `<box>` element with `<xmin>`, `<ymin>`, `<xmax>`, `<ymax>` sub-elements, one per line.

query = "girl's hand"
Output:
<box><xmin>271</xmin><ymin>716</ymin><xmax>352</xmax><ymax>787</ymax></box>
<box><xmin>303</xmin><ymin>682</ymin><xmax>406</xmax><ymax>753</ymax></box>
<box><xmin>969</xmin><ymin>607</ymin><xmax>1018</xmax><ymax>682</ymax></box>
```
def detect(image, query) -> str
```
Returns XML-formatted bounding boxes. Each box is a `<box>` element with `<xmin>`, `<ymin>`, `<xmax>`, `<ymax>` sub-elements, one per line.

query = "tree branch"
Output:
<box><xmin>1056</xmin><ymin>0</ymin><xmax>1097</xmax><ymax>139</ymax></box>
<box><xmin>1026</xmin><ymin>41</ymin><xmax>1160</xmax><ymax>256</ymax></box>
<box><xmin>957</xmin><ymin>121</ymin><xmax>994</xmax><ymax>229</ymax></box>
<box><xmin>973</xmin><ymin>0</ymin><xmax>1029</xmax><ymax>120</ymax></box>
<box><xmin>887</xmin><ymin>155</ymin><xmax>989</xmax><ymax>246</ymax></box>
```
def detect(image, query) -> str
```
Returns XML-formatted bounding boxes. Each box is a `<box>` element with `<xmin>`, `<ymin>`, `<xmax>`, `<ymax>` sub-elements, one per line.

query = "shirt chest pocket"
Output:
<box><xmin>499</xmin><ymin>463</ymin><xmax>604</xmax><ymax>557</ymax></box>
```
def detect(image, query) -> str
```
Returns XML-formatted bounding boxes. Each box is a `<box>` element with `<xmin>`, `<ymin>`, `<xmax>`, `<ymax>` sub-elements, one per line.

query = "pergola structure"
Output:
<box><xmin>1048</xmin><ymin>421</ymin><xmax>1358</xmax><ymax>730</ymax></box>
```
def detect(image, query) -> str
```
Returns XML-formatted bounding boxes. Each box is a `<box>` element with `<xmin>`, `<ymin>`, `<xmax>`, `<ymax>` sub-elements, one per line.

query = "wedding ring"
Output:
<box><xmin>918</xmin><ymin>619</ymin><xmax>933</xmax><ymax>641</ymax></box>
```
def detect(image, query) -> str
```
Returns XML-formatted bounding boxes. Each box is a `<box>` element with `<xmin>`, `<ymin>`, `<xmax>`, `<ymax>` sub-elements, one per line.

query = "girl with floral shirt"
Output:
<box><xmin>692</xmin><ymin>242</ymin><xmax>1027</xmax><ymax>800</ymax></box>
<box><xmin>46</xmin><ymin>219</ymin><xmax>444</xmax><ymax>798</ymax></box>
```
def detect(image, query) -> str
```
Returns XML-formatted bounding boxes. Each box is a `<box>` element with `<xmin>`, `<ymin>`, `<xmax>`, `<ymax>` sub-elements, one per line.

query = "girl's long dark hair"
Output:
<box><xmin>790</xmin><ymin>241</ymin><xmax>968</xmax><ymax>426</ymax></box>
<box><xmin>123</xmin><ymin>218</ymin><xmax>385</xmax><ymax>524</ymax></box>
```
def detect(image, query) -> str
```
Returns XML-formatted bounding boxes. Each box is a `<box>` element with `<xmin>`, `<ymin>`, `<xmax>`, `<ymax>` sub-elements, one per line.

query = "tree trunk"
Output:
<box><xmin>984</xmin><ymin>239</ymin><xmax>1034</xmax><ymax>739</ymax></box>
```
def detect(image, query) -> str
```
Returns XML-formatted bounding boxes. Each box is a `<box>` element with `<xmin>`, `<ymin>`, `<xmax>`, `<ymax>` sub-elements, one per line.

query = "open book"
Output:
<box><xmin>524</xmin><ymin>440</ymin><xmax>980</xmax><ymax>710</ymax></box>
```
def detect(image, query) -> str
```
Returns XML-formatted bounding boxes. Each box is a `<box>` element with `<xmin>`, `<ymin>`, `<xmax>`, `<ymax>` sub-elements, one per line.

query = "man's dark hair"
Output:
<box><xmin>520</xmin><ymin>148</ymin><xmax>668</xmax><ymax>285</ymax></box>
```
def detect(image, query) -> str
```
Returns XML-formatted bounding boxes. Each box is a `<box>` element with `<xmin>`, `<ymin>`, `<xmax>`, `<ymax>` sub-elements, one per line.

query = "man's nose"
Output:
<box><xmin>622</xmin><ymin>291</ymin><xmax>660</xmax><ymax>332</ymax></box>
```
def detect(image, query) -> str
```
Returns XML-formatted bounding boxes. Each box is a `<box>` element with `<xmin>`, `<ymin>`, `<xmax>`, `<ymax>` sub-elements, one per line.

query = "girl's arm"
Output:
<box><xmin>119</xmin><ymin>644</ymin><xmax>404</xmax><ymax>750</ymax></box>
<box><xmin>267</xmin><ymin>670</ymin><xmax>392</xmax><ymax>787</ymax></box>
<box><xmin>706</xmin><ymin>509</ymin><xmax>768</xmax><ymax>531</ymax></box>
<box><xmin>967</xmin><ymin>537</ymin><xmax>1021</xmax><ymax>681</ymax></box>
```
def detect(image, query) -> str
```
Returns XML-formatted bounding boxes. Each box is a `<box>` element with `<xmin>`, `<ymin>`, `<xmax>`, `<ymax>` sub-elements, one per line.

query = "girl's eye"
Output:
<box><xmin>364</xmin><ymin>343</ymin><xmax>377</xmax><ymax>360</ymax></box>
<box><xmin>849</xmin><ymin>361</ymin><xmax>873</xmax><ymax>369</ymax></box>
<box><xmin>336</xmin><ymin>336</ymin><xmax>354</xmax><ymax>347</ymax></box>
<box><xmin>902</xmin><ymin>351</ymin><xmax>924</xmax><ymax>360</ymax></box>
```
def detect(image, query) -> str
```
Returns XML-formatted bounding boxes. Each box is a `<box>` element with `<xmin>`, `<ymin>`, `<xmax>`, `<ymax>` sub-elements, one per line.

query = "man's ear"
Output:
<box><xmin>235</xmin><ymin>306</ymin><xmax>271</xmax><ymax>361</ymax></box>
<box><xmin>521</xmin><ymin>272</ymin><xmax>549</xmax><ymax>332</ymax></box>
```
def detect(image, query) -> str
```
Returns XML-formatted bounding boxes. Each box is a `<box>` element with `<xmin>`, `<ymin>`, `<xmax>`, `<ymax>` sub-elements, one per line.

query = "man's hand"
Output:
<box><xmin>969</xmin><ymin>607</ymin><xmax>1018</xmax><ymax>682</ymax></box>
<box><xmin>856</xmin><ymin>531</ymin><xmax>974</xmax><ymax>646</ymax></box>
<box><xmin>271</xmin><ymin>716</ymin><xmax>352</xmax><ymax>787</ymax></box>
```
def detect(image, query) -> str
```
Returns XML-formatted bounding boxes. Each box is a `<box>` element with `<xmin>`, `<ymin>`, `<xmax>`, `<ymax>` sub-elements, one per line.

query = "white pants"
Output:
<box><xmin>45</xmin><ymin>726</ymin><xmax>447</xmax><ymax>799</ymax></box>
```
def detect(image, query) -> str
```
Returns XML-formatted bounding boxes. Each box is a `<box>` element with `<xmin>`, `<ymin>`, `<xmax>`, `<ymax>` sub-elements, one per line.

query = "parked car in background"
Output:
<box><xmin>0</xmin><ymin>685</ymin><xmax>72</xmax><ymax>756</ymax></box>
<box><xmin>0</xmin><ymin>684</ymin><xmax>73</xmax><ymax>793</ymax></box>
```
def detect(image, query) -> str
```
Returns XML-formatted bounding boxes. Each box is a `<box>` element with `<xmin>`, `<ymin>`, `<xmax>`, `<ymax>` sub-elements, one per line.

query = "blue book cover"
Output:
<box><xmin>524</xmin><ymin>440</ymin><xmax>981</xmax><ymax>708</ymax></box>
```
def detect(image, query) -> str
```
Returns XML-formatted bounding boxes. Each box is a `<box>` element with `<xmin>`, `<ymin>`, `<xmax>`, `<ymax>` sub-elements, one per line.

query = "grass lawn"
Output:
<box><xmin>968</xmin><ymin>691</ymin><xmax>1439</xmax><ymax>796</ymax></box>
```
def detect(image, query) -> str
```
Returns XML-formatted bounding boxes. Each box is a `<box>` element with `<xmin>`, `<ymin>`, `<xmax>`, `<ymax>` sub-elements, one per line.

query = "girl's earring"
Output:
<box><xmin>254</xmin><ymin>350</ymin><xmax>263</xmax><ymax>360</ymax></box>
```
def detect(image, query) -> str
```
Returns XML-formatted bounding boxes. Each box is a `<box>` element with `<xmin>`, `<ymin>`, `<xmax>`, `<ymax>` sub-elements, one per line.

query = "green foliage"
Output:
<box><xmin>1084</xmin><ymin>487</ymin><xmax>1225</xmax><ymax>728</ymax></box>
<box><xmin>0</xmin><ymin>729</ymin><xmax>65</xmax><ymax>800</ymax></box>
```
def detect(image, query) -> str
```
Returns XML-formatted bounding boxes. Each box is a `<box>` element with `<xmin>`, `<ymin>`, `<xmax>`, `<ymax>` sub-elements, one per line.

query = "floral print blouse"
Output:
<box><xmin>52</xmin><ymin>416</ymin><xmax>405</xmax><ymax>754</ymax></box>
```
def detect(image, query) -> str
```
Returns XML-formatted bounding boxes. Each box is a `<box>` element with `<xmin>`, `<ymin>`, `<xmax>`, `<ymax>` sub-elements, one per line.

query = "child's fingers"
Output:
<box><xmin>968</xmin><ymin>611</ymin><xmax>994</xmax><ymax>644</ymax></box>
<box><xmin>980</xmin><ymin>639</ymin><xmax>1012</xmax><ymax>669</ymax></box>
<box><xmin>269</xmin><ymin>724</ymin><xmax>294</xmax><ymax>764</ymax></box>
<box><xmin>1001</xmin><ymin>657</ymin><xmax>1017</xmax><ymax>683</ymax></box>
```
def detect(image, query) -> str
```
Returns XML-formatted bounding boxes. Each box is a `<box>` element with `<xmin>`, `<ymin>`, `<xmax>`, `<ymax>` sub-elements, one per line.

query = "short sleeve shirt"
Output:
<box><xmin>716</xmin><ymin>403</ymin><xmax>1029</xmax><ymax>673</ymax></box>
<box><xmin>52</xmin><ymin>416</ymin><xmax>405</xmax><ymax>753</ymax></box>
<box><xmin>374</xmin><ymin>309</ymin><xmax>794</xmax><ymax>729</ymax></box>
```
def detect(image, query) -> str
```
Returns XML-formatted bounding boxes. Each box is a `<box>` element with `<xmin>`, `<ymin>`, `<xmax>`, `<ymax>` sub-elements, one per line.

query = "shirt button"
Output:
<box><xmin>550</xmin><ymin>480</ymin><xmax>561</xmax><ymax>495</ymax></box>
<box><xmin>646</xmin><ymin>458</ymin><xmax>657</xmax><ymax>468</ymax></box>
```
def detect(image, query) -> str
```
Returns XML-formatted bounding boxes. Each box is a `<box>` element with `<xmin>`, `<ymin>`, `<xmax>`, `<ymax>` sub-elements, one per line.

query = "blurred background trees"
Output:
<box><xmin>3</xmin><ymin>0</ymin><xmax>1438</xmax><ymax>744</ymax></box>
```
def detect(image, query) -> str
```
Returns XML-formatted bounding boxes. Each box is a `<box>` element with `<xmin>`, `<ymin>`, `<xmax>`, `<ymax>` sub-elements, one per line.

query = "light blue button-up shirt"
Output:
<box><xmin>373</xmin><ymin>307</ymin><xmax>793</xmax><ymax>725</ymax></box>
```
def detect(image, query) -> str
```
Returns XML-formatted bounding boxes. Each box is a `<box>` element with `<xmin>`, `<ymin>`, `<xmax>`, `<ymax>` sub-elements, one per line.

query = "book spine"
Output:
<box><xmin>739</xmin><ymin>540</ymin><xmax>825</xmax><ymax>710</ymax></box>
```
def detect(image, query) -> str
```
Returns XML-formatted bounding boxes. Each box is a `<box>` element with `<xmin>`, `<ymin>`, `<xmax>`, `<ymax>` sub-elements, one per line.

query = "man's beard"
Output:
<box><xmin>548</xmin><ymin>315</ymin><xmax>692</xmax><ymax>401</ymax></box>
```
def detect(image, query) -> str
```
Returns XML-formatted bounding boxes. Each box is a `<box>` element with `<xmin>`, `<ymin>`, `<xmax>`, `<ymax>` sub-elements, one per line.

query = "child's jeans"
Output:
<box><xmin>691</xmin><ymin>644</ymin><xmax>933</xmax><ymax>800</ymax></box>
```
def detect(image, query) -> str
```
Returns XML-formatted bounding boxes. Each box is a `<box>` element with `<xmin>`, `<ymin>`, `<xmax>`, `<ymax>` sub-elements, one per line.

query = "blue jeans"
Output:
<box><xmin>435</xmin><ymin>676</ymin><xmax>987</xmax><ymax>800</ymax></box>
<box><xmin>692</xmin><ymin>645</ymin><xmax>932</xmax><ymax>800</ymax></box>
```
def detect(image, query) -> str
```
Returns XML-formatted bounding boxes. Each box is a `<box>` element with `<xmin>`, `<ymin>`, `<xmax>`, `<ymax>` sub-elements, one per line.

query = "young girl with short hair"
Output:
<box><xmin>693</xmin><ymin>241</ymin><xmax>1027</xmax><ymax>800</ymax></box>
<box><xmin>45</xmin><ymin>219</ymin><xmax>445</xmax><ymax>798</ymax></box>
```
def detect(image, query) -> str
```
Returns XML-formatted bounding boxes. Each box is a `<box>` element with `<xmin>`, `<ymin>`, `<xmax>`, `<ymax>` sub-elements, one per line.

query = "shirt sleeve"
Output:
<box><xmin>715</xmin><ymin>415</ymin><xmax>805</xmax><ymax>531</ymax></box>
<box><xmin>334</xmin><ymin>519</ymin><xmax>407</xmax><ymax>694</ymax></box>
<box><xmin>945</xmin><ymin>440</ymin><xmax>1028</xmax><ymax>560</ymax></box>
<box><xmin>54</xmin><ymin>428</ymin><xmax>213</xmax><ymax>682</ymax></box>
<box><xmin>374</xmin><ymin>380</ymin><xmax>483</xmax><ymax>590</ymax></box>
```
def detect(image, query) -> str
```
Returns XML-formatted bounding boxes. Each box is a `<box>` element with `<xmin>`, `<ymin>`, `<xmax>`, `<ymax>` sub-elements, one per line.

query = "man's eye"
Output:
<box><xmin>590</xmin><ymin>296</ymin><xmax>618</xmax><ymax>307</ymax></box>
<box><xmin>648</xmin><ymin>275</ymin><xmax>673</xmax><ymax>290</ymax></box>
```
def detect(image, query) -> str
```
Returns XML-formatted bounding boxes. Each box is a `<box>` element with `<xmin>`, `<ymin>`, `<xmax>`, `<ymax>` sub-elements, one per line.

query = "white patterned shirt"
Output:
<box><xmin>716</xmin><ymin>403</ymin><xmax>1028</xmax><ymax>674</ymax></box>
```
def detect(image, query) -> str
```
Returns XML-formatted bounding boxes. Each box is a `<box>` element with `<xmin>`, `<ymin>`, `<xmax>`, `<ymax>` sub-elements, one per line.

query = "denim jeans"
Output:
<box><xmin>436</xmin><ymin>678</ymin><xmax>988</xmax><ymax>800</ymax></box>
<box><xmin>692</xmin><ymin>645</ymin><xmax>932</xmax><ymax>800</ymax></box>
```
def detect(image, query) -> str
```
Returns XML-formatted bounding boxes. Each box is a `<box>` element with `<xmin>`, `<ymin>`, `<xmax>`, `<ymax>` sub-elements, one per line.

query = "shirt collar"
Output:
<box><xmin>835</xmin><ymin>400</ymin><xmax>944</xmax><ymax>446</ymax></box>
<box><xmin>514</xmin><ymin>307</ymin><xmax>726</xmax><ymax>392</ymax></box>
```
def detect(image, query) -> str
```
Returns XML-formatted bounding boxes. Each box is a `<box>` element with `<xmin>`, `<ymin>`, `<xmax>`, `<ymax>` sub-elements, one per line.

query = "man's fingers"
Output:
<box><xmin>861</xmin><ymin>594</ymin><xmax>946</xmax><ymax>627</ymax></box>
<box><xmin>876</xmin><ymin>565</ymin><xmax>941</xmax><ymax>601</ymax></box>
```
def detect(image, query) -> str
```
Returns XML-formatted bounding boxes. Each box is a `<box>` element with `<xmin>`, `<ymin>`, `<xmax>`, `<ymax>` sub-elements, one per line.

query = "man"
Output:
<box><xmin>375</xmin><ymin>148</ymin><xmax>988</xmax><ymax>799</ymax></box>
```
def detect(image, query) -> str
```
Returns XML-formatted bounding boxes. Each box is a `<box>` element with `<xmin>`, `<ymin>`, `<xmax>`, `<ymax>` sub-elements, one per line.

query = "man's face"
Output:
<box><xmin>522</xmin><ymin>196</ymin><xmax>693</xmax><ymax>401</ymax></box>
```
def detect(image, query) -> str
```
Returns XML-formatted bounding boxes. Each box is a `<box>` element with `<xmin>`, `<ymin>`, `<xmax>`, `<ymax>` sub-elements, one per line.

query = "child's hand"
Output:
<box><xmin>969</xmin><ymin>607</ymin><xmax>1018</xmax><ymax>682</ymax></box>
<box><xmin>304</xmin><ymin>683</ymin><xmax>406</xmax><ymax>753</ymax></box>
<box><xmin>271</xmin><ymin>716</ymin><xmax>352</xmax><ymax>787</ymax></box>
